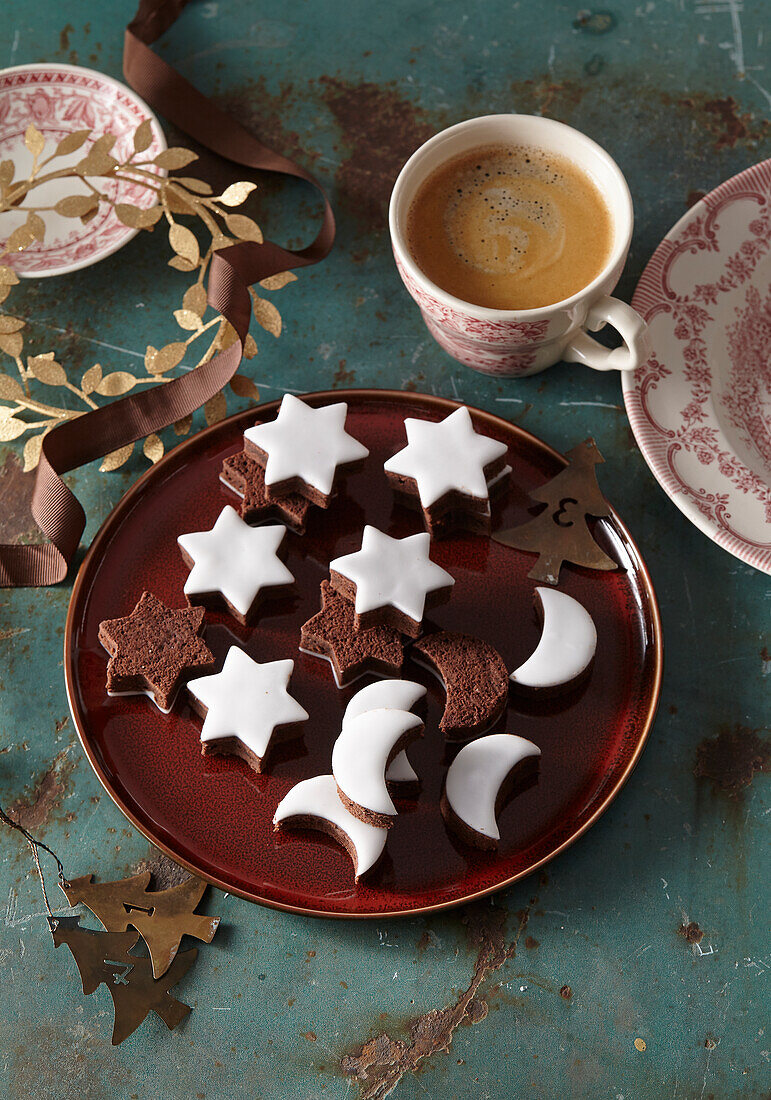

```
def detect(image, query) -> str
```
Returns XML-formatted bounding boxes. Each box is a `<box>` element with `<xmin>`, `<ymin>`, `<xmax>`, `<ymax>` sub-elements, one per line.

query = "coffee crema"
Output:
<box><xmin>406</xmin><ymin>143</ymin><xmax>613</xmax><ymax>310</ymax></box>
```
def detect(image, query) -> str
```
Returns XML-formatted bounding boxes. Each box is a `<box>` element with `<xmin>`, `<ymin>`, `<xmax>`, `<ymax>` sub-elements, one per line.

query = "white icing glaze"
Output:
<box><xmin>330</xmin><ymin>526</ymin><xmax>454</xmax><ymax>625</ymax></box>
<box><xmin>332</xmin><ymin>708</ymin><xmax>423</xmax><ymax>817</ymax></box>
<box><xmin>243</xmin><ymin>394</ymin><xmax>369</xmax><ymax>497</ymax></box>
<box><xmin>342</xmin><ymin>679</ymin><xmax>427</xmax><ymax>784</ymax></box>
<box><xmin>177</xmin><ymin>505</ymin><xmax>293</xmax><ymax>618</ymax></box>
<box><xmin>384</xmin><ymin>406</ymin><xmax>508</xmax><ymax>508</ymax></box>
<box><xmin>187</xmin><ymin>646</ymin><xmax>308</xmax><ymax>762</ymax></box>
<box><xmin>273</xmin><ymin>773</ymin><xmax>387</xmax><ymax>879</ymax></box>
<box><xmin>510</xmin><ymin>587</ymin><xmax>597</xmax><ymax>689</ymax></box>
<box><xmin>106</xmin><ymin>686</ymin><xmax>175</xmax><ymax>715</ymax></box>
<box><xmin>444</xmin><ymin>734</ymin><xmax>541</xmax><ymax>841</ymax></box>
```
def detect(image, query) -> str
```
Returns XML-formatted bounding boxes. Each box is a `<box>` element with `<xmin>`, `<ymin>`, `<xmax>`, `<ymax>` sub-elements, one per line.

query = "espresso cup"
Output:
<box><xmin>389</xmin><ymin>114</ymin><xmax>650</xmax><ymax>377</ymax></box>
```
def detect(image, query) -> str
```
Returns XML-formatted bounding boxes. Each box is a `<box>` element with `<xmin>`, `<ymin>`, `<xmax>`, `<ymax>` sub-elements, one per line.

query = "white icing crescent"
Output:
<box><xmin>187</xmin><ymin>647</ymin><xmax>308</xmax><ymax>763</ymax></box>
<box><xmin>273</xmin><ymin>774</ymin><xmax>386</xmax><ymax>879</ymax></box>
<box><xmin>177</xmin><ymin>505</ymin><xmax>293</xmax><ymax>618</ymax></box>
<box><xmin>384</xmin><ymin>406</ymin><xmax>509</xmax><ymax>508</ymax></box>
<box><xmin>331</xmin><ymin>708</ymin><xmax>423</xmax><ymax>818</ymax></box>
<box><xmin>329</xmin><ymin>526</ymin><xmax>454</xmax><ymax>625</ymax></box>
<box><xmin>510</xmin><ymin>587</ymin><xmax>597</xmax><ymax>690</ymax></box>
<box><xmin>342</xmin><ymin>680</ymin><xmax>427</xmax><ymax>784</ymax></box>
<box><xmin>243</xmin><ymin>394</ymin><xmax>369</xmax><ymax>497</ymax></box>
<box><xmin>444</xmin><ymin>734</ymin><xmax>541</xmax><ymax>842</ymax></box>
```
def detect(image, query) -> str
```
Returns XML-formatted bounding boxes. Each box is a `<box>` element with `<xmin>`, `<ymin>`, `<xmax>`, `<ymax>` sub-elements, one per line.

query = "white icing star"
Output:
<box><xmin>384</xmin><ymin>406</ymin><xmax>509</xmax><ymax>508</ymax></box>
<box><xmin>188</xmin><ymin>647</ymin><xmax>308</xmax><ymax>763</ymax></box>
<box><xmin>177</xmin><ymin>505</ymin><xmax>293</xmax><ymax>619</ymax></box>
<box><xmin>244</xmin><ymin>394</ymin><xmax>369</xmax><ymax>497</ymax></box>
<box><xmin>330</xmin><ymin>526</ymin><xmax>454</xmax><ymax>624</ymax></box>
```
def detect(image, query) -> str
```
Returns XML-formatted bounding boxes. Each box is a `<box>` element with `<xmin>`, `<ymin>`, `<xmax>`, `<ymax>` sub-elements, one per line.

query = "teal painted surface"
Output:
<box><xmin>0</xmin><ymin>2</ymin><xmax>769</xmax><ymax>1097</ymax></box>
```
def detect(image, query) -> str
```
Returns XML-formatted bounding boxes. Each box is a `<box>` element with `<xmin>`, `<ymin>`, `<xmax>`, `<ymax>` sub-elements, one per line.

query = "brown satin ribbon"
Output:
<box><xmin>0</xmin><ymin>0</ymin><xmax>334</xmax><ymax>587</ymax></box>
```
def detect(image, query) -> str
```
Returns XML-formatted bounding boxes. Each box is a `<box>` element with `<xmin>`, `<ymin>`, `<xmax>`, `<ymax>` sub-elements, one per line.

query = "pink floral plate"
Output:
<box><xmin>0</xmin><ymin>63</ymin><xmax>166</xmax><ymax>277</ymax></box>
<box><xmin>623</xmin><ymin>160</ymin><xmax>771</xmax><ymax>575</ymax></box>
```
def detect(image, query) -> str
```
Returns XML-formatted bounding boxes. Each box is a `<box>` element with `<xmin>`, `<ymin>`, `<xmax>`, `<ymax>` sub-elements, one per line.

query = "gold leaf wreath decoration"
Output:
<box><xmin>0</xmin><ymin>119</ymin><xmax>295</xmax><ymax>472</ymax></box>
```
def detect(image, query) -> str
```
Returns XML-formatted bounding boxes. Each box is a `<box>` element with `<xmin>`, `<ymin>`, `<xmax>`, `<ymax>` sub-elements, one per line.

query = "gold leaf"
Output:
<box><xmin>219</xmin><ymin>182</ymin><xmax>257</xmax><ymax>207</ymax></box>
<box><xmin>55</xmin><ymin>130</ymin><xmax>91</xmax><ymax>157</ymax></box>
<box><xmin>6</xmin><ymin>225</ymin><xmax>35</xmax><ymax>254</ymax></box>
<box><xmin>164</xmin><ymin>185</ymin><xmax>196</xmax><ymax>216</ymax></box>
<box><xmin>0</xmin><ymin>332</ymin><xmax>23</xmax><ymax>358</ymax></box>
<box><xmin>92</xmin><ymin>133</ymin><xmax>117</xmax><ymax>156</ymax></box>
<box><xmin>25</xmin><ymin>212</ymin><xmax>45</xmax><ymax>242</ymax></box>
<box><xmin>223</xmin><ymin>213</ymin><xmax>262</xmax><ymax>243</ymax></box>
<box><xmin>0</xmin><ymin>265</ymin><xmax>20</xmax><ymax>286</ymax></box>
<box><xmin>169</xmin><ymin>224</ymin><xmax>200</xmax><ymax>266</ymax></box>
<box><xmin>229</xmin><ymin>374</ymin><xmax>259</xmax><ymax>401</ymax></box>
<box><xmin>0</xmin><ymin>415</ymin><xmax>27</xmax><ymax>442</ymax></box>
<box><xmin>133</xmin><ymin>119</ymin><xmax>154</xmax><ymax>154</ymax></box>
<box><xmin>174</xmin><ymin>177</ymin><xmax>213</xmax><ymax>195</ymax></box>
<box><xmin>251</xmin><ymin>295</ymin><xmax>282</xmax><ymax>337</ymax></box>
<box><xmin>81</xmin><ymin>363</ymin><xmax>102</xmax><ymax>394</ymax></box>
<box><xmin>153</xmin><ymin>147</ymin><xmax>198</xmax><ymax>170</ymax></box>
<box><xmin>182</xmin><ymin>283</ymin><xmax>208</xmax><ymax>317</ymax></box>
<box><xmin>0</xmin><ymin>160</ymin><xmax>14</xmax><ymax>189</ymax></box>
<box><xmin>173</xmin><ymin>308</ymin><xmax>202</xmax><ymax>332</ymax></box>
<box><xmin>259</xmin><ymin>271</ymin><xmax>297</xmax><ymax>291</ymax></box>
<box><xmin>0</xmin><ymin>373</ymin><xmax>24</xmax><ymax>400</ymax></box>
<box><xmin>114</xmin><ymin>203</ymin><xmax>162</xmax><ymax>229</ymax></box>
<box><xmin>143</xmin><ymin>432</ymin><xmax>164</xmax><ymax>463</ymax></box>
<box><xmin>204</xmin><ymin>391</ymin><xmax>227</xmax><ymax>426</ymax></box>
<box><xmin>174</xmin><ymin>413</ymin><xmax>193</xmax><ymax>436</ymax></box>
<box><xmin>54</xmin><ymin>194</ymin><xmax>98</xmax><ymax>218</ymax></box>
<box><xmin>211</xmin><ymin>234</ymin><xmax>233</xmax><ymax>251</ymax></box>
<box><xmin>145</xmin><ymin>341</ymin><xmax>186</xmax><ymax>375</ymax></box>
<box><xmin>215</xmin><ymin>320</ymin><xmax>239</xmax><ymax>351</ymax></box>
<box><xmin>28</xmin><ymin>353</ymin><xmax>66</xmax><ymax>386</ymax></box>
<box><xmin>24</xmin><ymin>123</ymin><xmax>46</xmax><ymax>159</ymax></box>
<box><xmin>243</xmin><ymin>332</ymin><xmax>258</xmax><ymax>360</ymax></box>
<box><xmin>100</xmin><ymin>442</ymin><xmax>134</xmax><ymax>472</ymax></box>
<box><xmin>0</xmin><ymin>285</ymin><xmax>11</xmax><ymax>305</ymax></box>
<box><xmin>95</xmin><ymin>371</ymin><xmax>137</xmax><ymax>396</ymax></box>
<box><xmin>168</xmin><ymin>255</ymin><xmax>196</xmax><ymax>272</ymax></box>
<box><xmin>0</xmin><ymin>316</ymin><xmax>25</xmax><ymax>335</ymax></box>
<box><xmin>76</xmin><ymin>135</ymin><xmax>119</xmax><ymax>176</ymax></box>
<box><xmin>22</xmin><ymin>431</ymin><xmax>45</xmax><ymax>472</ymax></box>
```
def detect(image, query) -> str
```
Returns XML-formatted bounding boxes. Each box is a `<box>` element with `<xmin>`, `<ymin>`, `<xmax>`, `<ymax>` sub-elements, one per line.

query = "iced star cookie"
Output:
<box><xmin>329</xmin><ymin>526</ymin><xmax>454</xmax><ymax>638</ymax></box>
<box><xmin>510</xmin><ymin>588</ymin><xmax>597</xmax><ymax>691</ymax></box>
<box><xmin>273</xmin><ymin>774</ymin><xmax>387</xmax><ymax>881</ymax></box>
<box><xmin>244</xmin><ymin>394</ymin><xmax>369</xmax><ymax>507</ymax></box>
<box><xmin>187</xmin><ymin>647</ymin><xmax>309</xmax><ymax>773</ymax></box>
<box><xmin>220</xmin><ymin>450</ymin><xmax>311</xmax><ymax>534</ymax></box>
<box><xmin>331</xmin><ymin>708</ymin><xmax>424</xmax><ymax>827</ymax></box>
<box><xmin>98</xmin><ymin>591</ymin><xmax>215</xmax><ymax>713</ymax></box>
<box><xmin>342</xmin><ymin>679</ymin><xmax>427</xmax><ymax>784</ymax></box>
<box><xmin>384</xmin><ymin>406</ymin><xmax>510</xmax><ymax>538</ymax></box>
<box><xmin>177</xmin><ymin>505</ymin><xmax>294</xmax><ymax>625</ymax></box>
<box><xmin>412</xmin><ymin>631</ymin><xmax>508</xmax><ymax>740</ymax></box>
<box><xmin>442</xmin><ymin>734</ymin><xmax>541</xmax><ymax>850</ymax></box>
<box><xmin>300</xmin><ymin>580</ymin><xmax>405</xmax><ymax>687</ymax></box>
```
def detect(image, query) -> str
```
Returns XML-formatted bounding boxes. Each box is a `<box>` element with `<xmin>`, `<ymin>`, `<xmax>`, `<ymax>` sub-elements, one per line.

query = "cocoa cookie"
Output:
<box><xmin>220</xmin><ymin>450</ymin><xmax>311</xmax><ymax>534</ymax></box>
<box><xmin>384</xmin><ymin>406</ymin><xmax>510</xmax><ymax>538</ymax></box>
<box><xmin>243</xmin><ymin>394</ymin><xmax>369</xmax><ymax>507</ymax></box>
<box><xmin>331</xmin><ymin>709</ymin><xmax>424</xmax><ymax>828</ymax></box>
<box><xmin>98</xmin><ymin>591</ymin><xmax>215</xmax><ymax>713</ymax></box>
<box><xmin>329</xmin><ymin>526</ymin><xmax>454</xmax><ymax>638</ymax></box>
<box><xmin>300</xmin><ymin>580</ymin><xmax>404</xmax><ymax>686</ymax></box>
<box><xmin>177</xmin><ymin>505</ymin><xmax>294</xmax><ymax>625</ymax></box>
<box><xmin>412</xmin><ymin>631</ymin><xmax>509</xmax><ymax>739</ymax></box>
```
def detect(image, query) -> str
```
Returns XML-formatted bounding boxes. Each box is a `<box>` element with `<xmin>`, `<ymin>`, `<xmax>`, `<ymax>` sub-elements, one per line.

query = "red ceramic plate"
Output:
<box><xmin>65</xmin><ymin>390</ymin><xmax>662</xmax><ymax>918</ymax></box>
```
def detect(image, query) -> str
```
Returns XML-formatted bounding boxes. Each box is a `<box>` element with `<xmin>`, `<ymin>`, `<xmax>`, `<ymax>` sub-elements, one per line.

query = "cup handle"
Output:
<box><xmin>562</xmin><ymin>295</ymin><xmax>650</xmax><ymax>372</ymax></box>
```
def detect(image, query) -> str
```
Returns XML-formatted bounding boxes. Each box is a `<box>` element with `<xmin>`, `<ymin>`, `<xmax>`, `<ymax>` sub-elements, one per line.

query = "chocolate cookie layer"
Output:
<box><xmin>412</xmin><ymin>630</ymin><xmax>509</xmax><ymax>739</ymax></box>
<box><xmin>220</xmin><ymin>450</ymin><xmax>311</xmax><ymax>533</ymax></box>
<box><xmin>300</xmin><ymin>580</ymin><xmax>404</xmax><ymax>686</ymax></box>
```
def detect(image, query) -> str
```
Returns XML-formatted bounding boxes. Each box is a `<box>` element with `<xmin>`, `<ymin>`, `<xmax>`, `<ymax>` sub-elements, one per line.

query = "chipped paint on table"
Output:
<box><xmin>0</xmin><ymin>1</ymin><xmax>769</xmax><ymax>1098</ymax></box>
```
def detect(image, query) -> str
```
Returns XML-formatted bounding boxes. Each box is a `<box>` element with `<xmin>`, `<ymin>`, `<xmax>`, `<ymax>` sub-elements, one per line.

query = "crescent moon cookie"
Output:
<box><xmin>442</xmin><ymin>734</ymin><xmax>541</xmax><ymax>850</ymax></box>
<box><xmin>220</xmin><ymin>450</ymin><xmax>311</xmax><ymax>534</ymax></box>
<box><xmin>98</xmin><ymin>592</ymin><xmax>216</xmax><ymax>713</ymax></box>
<box><xmin>187</xmin><ymin>647</ymin><xmax>309</xmax><ymax>773</ymax></box>
<box><xmin>510</xmin><ymin>587</ymin><xmax>597</xmax><ymax>691</ymax></box>
<box><xmin>177</xmin><ymin>505</ymin><xmax>294</xmax><ymax>625</ymax></box>
<box><xmin>273</xmin><ymin>774</ymin><xmax>387</xmax><ymax>881</ymax></box>
<box><xmin>243</xmin><ymin>394</ymin><xmax>369</xmax><ymax>507</ymax></box>
<box><xmin>342</xmin><ymin>679</ymin><xmax>427</xmax><ymax>785</ymax></box>
<box><xmin>384</xmin><ymin>406</ymin><xmax>510</xmax><ymax>538</ymax></box>
<box><xmin>331</xmin><ymin>708</ymin><xmax>424</xmax><ymax>827</ymax></box>
<box><xmin>412</xmin><ymin>631</ymin><xmax>509</xmax><ymax>740</ymax></box>
<box><xmin>329</xmin><ymin>526</ymin><xmax>454</xmax><ymax>637</ymax></box>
